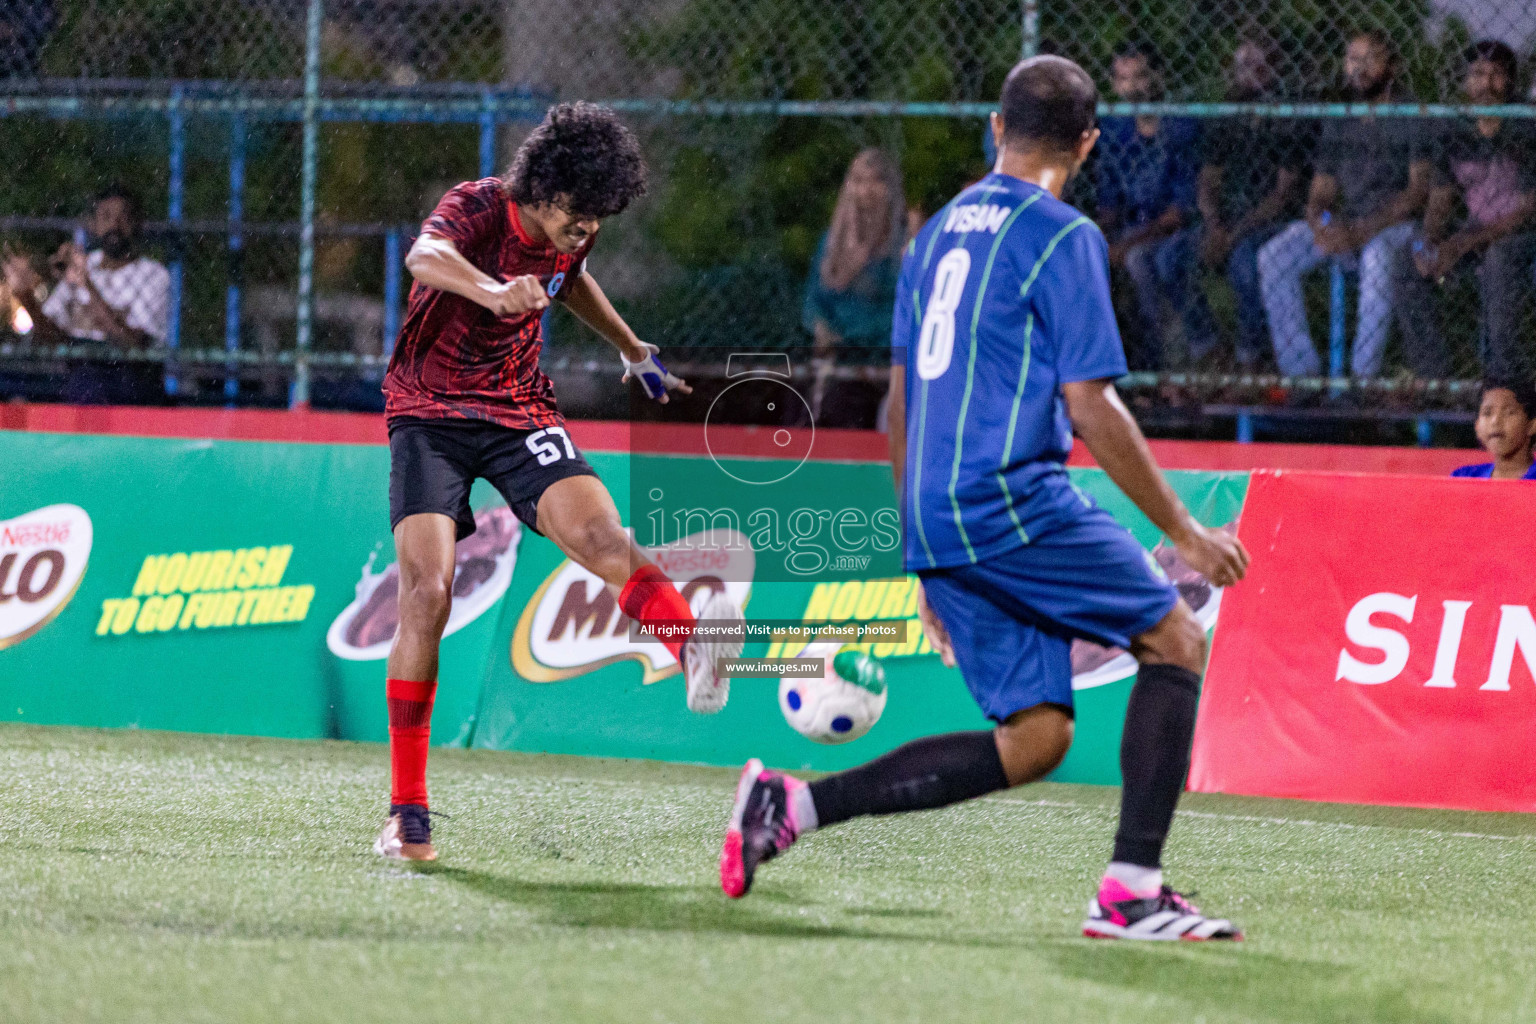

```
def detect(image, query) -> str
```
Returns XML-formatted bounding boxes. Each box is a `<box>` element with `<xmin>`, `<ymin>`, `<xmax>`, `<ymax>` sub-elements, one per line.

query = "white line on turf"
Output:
<box><xmin>981</xmin><ymin>796</ymin><xmax>1536</xmax><ymax>844</ymax></box>
<box><xmin>534</xmin><ymin>776</ymin><xmax>1536</xmax><ymax>845</ymax></box>
<box><xmin>1174</xmin><ymin>808</ymin><xmax>1533</xmax><ymax>842</ymax></box>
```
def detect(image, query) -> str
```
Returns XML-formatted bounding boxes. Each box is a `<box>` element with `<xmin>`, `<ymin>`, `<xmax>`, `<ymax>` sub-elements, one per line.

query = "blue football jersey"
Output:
<box><xmin>894</xmin><ymin>172</ymin><xmax>1128</xmax><ymax>570</ymax></box>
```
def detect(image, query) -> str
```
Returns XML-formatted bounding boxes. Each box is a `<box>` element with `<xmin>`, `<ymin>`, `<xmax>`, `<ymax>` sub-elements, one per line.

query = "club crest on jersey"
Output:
<box><xmin>547</xmin><ymin>272</ymin><xmax>565</xmax><ymax>297</ymax></box>
<box><xmin>943</xmin><ymin>203</ymin><xmax>1010</xmax><ymax>234</ymax></box>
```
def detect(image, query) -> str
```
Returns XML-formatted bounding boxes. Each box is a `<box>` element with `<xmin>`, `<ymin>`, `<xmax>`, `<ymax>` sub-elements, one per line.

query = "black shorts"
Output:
<box><xmin>388</xmin><ymin>417</ymin><xmax>598</xmax><ymax>540</ymax></box>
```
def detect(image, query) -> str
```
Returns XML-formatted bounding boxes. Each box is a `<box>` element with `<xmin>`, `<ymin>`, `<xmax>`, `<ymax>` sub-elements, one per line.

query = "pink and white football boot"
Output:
<box><xmin>720</xmin><ymin>758</ymin><xmax>810</xmax><ymax>898</ymax></box>
<box><xmin>1083</xmin><ymin>878</ymin><xmax>1244</xmax><ymax>941</ymax></box>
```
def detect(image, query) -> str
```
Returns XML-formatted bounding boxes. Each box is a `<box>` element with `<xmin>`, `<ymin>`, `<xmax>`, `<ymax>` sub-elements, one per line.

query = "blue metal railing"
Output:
<box><xmin>1329</xmin><ymin>263</ymin><xmax>1348</xmax><ymax>384</ymax></box>
<box><xmin>0</xmin><ymin>56</ymin><xmax>1509</xmax><ymax>423</ymax></box>
<box><xmin>6</xmin><ymin>89</ymin><xmax>1536</xmax><ymax>121</ymax></box>
<box><xmin>383</xmin><ymin>228</ymin><xmax>403</xmax><ymax>357</ymax></box>
<box><xmin>292</xmin><ymin>0</ymin><xmax>323</xmax><ymax>408</ymax></box>
<box><xmin>225</xmin><ymin>110</ymin><xmax>246</xmax><ymax>404</ymax></box>
<box><xmin>0</xmin><ymin>77</ymin><xmax>551</xmax><ymax>407</ymax></box>
<box><xmin>479</xmin><ymin>87</ymin><xmax>497</xmax><ymax>179</ymax></box>
<box><xmin>165</xmin><ymin>85</ymin><xmax>185</xmax><ymax>396</ymax></box>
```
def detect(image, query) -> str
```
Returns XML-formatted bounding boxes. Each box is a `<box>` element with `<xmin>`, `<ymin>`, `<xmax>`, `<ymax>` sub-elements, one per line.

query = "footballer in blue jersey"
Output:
<box><xmin>721</xmin><ymin>55</ymin><xmax>1252</xmax><ymax>942</ymax></box>
<box><xmin>893</xmin><ymin>169</ymin><xmax>1129</xmax><ymax>570</ymax></box>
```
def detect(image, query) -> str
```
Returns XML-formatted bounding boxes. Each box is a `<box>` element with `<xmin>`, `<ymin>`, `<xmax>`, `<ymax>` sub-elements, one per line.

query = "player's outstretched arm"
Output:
<box><xmin>1062</xmin><ymin>379</ymin><xmax>1249</xmax><ymax>587</ymax></box>
<box><xmin>561</xmin><ymin>271</ymin><xmax>692</xmax><ymax>404</ymax></box>
<box><xmin>405</xmin><ymin>232</ymin><xmax>549</xmax><ymax>317</ymax></box>
<box><xmin>560</xmin><ymin>270</ymin><xmax>648</xmax><ymax>362</ymax></box>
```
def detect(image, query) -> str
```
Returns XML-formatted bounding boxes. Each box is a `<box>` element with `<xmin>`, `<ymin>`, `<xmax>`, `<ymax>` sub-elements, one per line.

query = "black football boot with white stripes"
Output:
<box><xmin>1083</xmin><ymin>879</ymin><xmax>1243</xmax><ymax>941</ymax></box>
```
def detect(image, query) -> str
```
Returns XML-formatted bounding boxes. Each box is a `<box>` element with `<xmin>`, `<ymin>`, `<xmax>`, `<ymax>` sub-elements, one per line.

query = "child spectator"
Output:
<box><xmin>1452</xmin><ymin>379</ymin><xmax>1536</xmax><ymax>480</ymax></box>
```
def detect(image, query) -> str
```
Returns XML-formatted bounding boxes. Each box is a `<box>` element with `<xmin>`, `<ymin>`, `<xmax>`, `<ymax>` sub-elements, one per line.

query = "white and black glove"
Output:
<box><xmin>621</xmin><ymin>342</ymin><xmax>687</xmax><ymax>402</ymax></box>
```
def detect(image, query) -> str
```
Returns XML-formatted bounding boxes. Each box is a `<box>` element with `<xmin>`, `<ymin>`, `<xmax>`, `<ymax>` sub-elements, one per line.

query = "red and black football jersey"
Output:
<box><xmin>383</xmin><ymin>178</ymin><xmax>594</xmax><ymax>429</ymax></box>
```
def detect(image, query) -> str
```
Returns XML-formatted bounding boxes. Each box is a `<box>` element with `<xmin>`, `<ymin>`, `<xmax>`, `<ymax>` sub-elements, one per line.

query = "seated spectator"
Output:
<box><xmin>1259</xmin><ymin>30</ymin><xmax>1432</xmax><ymax>379</ymax></box>
<box><xmin>1197</xmin><ymin>38</ymin><xmax>1311</xmax><ymax>368</ymax></box>
<box><xmin>1396</xmin><ymin>41</ymin><xmax>1536</xmax><ymax>382</ymax></box>
<box><xmin>1452</xmin><ymin>379</ymin><xmax>1536</xmax><ymax>480</ymax></box>
<box><xmin>2</xmin><ymin>183</ymin><xmax>169</xmax><ymax>404</ymax></box>
<box><xmin>1096</xmin><ymin>40</ymin><xmax>1209</xmax><ymax>369</ymax></box>
<box><xmin>802</xmin><ymin>148</ymin><xmax>904</xmax><ymax>428</ymax></box>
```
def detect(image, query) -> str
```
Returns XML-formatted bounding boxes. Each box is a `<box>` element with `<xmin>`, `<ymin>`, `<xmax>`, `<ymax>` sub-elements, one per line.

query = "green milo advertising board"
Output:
<box><xmin>0</xmin><ymin>430</ymin><xmax>1245</xmax><ymax>785</ymax></box>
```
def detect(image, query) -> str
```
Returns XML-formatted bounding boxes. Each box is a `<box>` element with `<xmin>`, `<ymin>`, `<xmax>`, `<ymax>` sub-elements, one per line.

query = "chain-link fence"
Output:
<box><xmin>3</xmin><ymin>0</ymin><xmax>1534</xmax><ymax>439</ymax></box>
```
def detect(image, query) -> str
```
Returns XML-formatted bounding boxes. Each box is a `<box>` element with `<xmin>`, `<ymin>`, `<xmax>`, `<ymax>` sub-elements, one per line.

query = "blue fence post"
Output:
<box><xmin>166</xmin><ymin>85</ymin><xmax>186</xmax><ymax>398</ymax></box>
<box><xmin>292</xmin><ymin>0</ymin><xmax>323</xmax><ymax>408</ymax></box>
<box><xmin>383</xmin><ymin>228</ymin><xmax>402</xmax><ymax>356</ymax></box>
<box><xmin>1328</xmin><ymin>260</ymin><xmax>1346</xmax><ymax>386</ymax></box>
<box><xmin>1236</xmin><ymin>411</ymin><xmax>1254</xmax><ymax>443</ymax></box>
<box><xmin>1416</xmin><ymin>417</ymin><xmax>1433</xmax><ymax>447</ymax></box>
<box><xmin>479</xmin><ymin>87</ymin><xmax>496</xmax><ymax>179</ymax></box>
<box><xmin>225</xmin><ymin>108</ymin><xmax>246</xmax><ymax>405</ymax></box>
<box><xmin>1021</xmin><ymin>0</ymin><xmax>1039</xmax><ymax>58</ymax></box>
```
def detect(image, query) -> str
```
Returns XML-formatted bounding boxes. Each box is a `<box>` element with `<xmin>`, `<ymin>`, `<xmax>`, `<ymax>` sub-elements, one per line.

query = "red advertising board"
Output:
<box><xmin>1192</xmin><ymin>470</ymin><xmax>1536</xmax><ymax>813</ymax></box>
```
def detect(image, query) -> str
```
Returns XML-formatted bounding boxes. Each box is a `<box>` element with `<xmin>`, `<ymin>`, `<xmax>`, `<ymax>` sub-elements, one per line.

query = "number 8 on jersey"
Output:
<box><xmin>916</xmin><ymin>248</ymin><xmax>971</xmax><ymax>380</ymax></box>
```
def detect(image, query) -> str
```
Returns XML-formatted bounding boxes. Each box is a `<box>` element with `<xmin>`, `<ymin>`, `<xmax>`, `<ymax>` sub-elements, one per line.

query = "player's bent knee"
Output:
<box><xmin>397</xmin><ymin>572</ymin><xmax>453</xmax><ymax>635</ymax></box>
<box><xmin>994</xmin><ymin>705</ymin><xmax>1074</xmax><ymax>787</ymax></box>
<box><xmin>1131</xmin><ymin>602</ymin><xmax>1206</xmax><ymax>672</ymax></box>
<box><xmin>565</xmin><ymin>513</ymin><xmax>631</xmax><ymax>566</ymax></box>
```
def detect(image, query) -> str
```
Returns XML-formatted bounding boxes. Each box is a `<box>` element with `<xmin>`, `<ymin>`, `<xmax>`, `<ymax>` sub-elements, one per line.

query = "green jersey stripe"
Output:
<box><xmin>985</xmin><ymin>215</ymin><xmax>1092</xmax><ymax>547</ymax></box>
<box><xmin>907</xmin><ymin>197</ymin><xmax>959</xmax><ymax>569</ymax></box>
<box><xmin>945</xmin><ymin>194</ymin><xmax>1039</xmax><ymax>562</ymax></box>
<box><xmin>1017</xmin><ymin>215</ymin><xmax>1091</xmax><ymax>299</ymax></box>
<box><xmin>997</xmin><ymin>313</ymin><xmax>1036</xmax><ymax>546</ymax></box>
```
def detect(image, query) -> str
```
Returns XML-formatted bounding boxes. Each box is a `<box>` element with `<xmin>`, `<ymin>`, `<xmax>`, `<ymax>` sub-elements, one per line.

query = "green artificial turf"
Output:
<box><xmin>1</xmin><ymin>723</ymin><xmax>1533</xmax><ymax>1024</ymax></box>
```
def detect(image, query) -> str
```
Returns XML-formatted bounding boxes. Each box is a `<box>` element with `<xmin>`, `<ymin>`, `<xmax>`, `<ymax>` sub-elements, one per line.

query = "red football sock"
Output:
<box><xmin>619</xmin><ymin>564</ymin><xmax>694</xmax><ymax>661</ymax></box>
<box><xmin>387</xmin><ymin>677</ymin><xmax>436</xmax><ymax>808</ymax></box>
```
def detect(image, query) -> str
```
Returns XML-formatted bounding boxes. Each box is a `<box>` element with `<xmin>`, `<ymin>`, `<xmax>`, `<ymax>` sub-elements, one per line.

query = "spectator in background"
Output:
<box><xmin>1095</xmin><ymin>40</ymin><xmax>1210</xmax><ymax>369</ymax></box>
<box><xmin>1395</xmin><ymin>41</ymin><xmax>1536</xmax><ymax>382</ymax></box>
<box><xmin>1452</xmin><ymin>379</ymin><xmax>1536</xmax><ymax>480</ymax></box>
<box><xmin>1</xmin><ymin>183</ymin><xmax>170</xmax><ymax>404</ymax></box>
<box><xmin>803</xmin><ymin>148</ymin><xmax>904</xmax><ymax>427</ymax></box>
<box><xmin>1196</xmin><ymin>38</ymin><xmax>1311</xmax><ymax>369</ymax></box>
<box><xmin>1259</xmin><ymin>30</ymin><xmax>1432</xmax><ymax>380</ymax></box>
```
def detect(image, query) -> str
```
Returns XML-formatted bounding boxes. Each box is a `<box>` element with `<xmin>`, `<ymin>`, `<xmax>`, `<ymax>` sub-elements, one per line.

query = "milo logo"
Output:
<box><xmin>0</xmin><ymin>503</ymin><xmax>93</xmax><ymax>650</ymax></box>
<box><xmin>511</xmin><ymin>529</ymin><xmax>753</xmax><ymax>683</ymax></box>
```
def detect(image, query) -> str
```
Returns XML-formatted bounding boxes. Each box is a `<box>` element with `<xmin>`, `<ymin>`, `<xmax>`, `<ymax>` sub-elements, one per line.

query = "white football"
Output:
<box><xmin>779</xmin><ymin>647</ymin><xmax>888</xmax><ymax>744</ymax></box>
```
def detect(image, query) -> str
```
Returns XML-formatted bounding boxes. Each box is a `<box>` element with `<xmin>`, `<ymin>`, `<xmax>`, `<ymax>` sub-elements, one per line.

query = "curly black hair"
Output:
<box><xmin>505</xmin><ymin>102</ymin><xmax>647</xmax><ymax>219</ymax></box>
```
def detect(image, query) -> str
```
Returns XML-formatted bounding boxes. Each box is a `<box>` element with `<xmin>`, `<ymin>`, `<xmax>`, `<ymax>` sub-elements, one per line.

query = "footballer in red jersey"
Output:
<box><xmin>374</xmin><ymin>103</ymin><xmax>743</xmax><ymax>863</ymax></box>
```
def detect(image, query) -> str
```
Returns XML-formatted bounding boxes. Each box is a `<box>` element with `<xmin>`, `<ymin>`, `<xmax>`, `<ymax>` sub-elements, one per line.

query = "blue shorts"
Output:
<box><xmin>918</xmin><ymin>506</ymin><xmax>1179</xmax><ymax>722</ymax></box>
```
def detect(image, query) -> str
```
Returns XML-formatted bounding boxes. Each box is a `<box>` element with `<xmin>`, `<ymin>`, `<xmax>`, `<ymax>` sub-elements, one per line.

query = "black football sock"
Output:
<box><xmin>807</xmin><ymin>730</ymin><xmax>1009</xmax><ymax>828</ymax></box>
<box><xmin>1112</xmin><ymin>662</ymin><xmax>1202</xmax><ymax>868</ymax></box>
